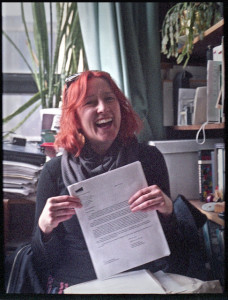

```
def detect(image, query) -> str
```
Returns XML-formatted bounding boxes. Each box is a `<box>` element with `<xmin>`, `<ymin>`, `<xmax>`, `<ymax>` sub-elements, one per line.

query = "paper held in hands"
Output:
<box><xmin>67</xmin><ymin>161</ymin><xmax>170</xmax><ymax>280</ymax></box>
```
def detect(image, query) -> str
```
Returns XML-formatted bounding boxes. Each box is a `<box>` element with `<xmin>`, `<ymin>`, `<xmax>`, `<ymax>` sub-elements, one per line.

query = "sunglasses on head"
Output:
<box><xmin>65</xmin><ymin>73</ymin><xmax>81</xmax><ymax>88</ymax></box>
<box><xmin>65</xmin><ymin>70</ymin><xmax>106</xmax><ymax>88</ymax></box>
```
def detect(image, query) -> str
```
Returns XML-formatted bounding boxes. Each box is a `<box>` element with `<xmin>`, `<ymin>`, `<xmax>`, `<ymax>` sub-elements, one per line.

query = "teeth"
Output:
<box><xmin>96</xmin><ymin>118</ymin><xmax>112</xmax><ymax>125</ymax></box>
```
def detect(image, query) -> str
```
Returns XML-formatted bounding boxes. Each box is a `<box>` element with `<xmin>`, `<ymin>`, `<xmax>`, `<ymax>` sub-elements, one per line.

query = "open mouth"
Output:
<box><xmin>96</xmin><ymin>118</ymin><xmax>113</xmax><ymax>128</ymax></box>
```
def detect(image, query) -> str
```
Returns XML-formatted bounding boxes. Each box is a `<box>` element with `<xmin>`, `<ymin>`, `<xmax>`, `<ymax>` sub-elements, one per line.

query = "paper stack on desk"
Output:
<box><xmin>3</xmin><ymin>142</ymin><xmax>45</xmax><ymax>200</ymax></box>
<box><xmin>64</xmin><ymin>270</ymin><xmax>166</xmax><ymax>294</ymax></box>
<box><xmin>3</xmin><ymin>160</ymin><xmax>43</xmax><ymax>199</ymax></box>
<box><xmin>64</xmin><ymin>269</ymin><xmax>223</xmax><ymax>294</ymax></box>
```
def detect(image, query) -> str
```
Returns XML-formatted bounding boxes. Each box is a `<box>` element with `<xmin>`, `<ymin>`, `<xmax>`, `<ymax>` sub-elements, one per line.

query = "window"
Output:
<box><xmin>2</xmin><ymin>3</ymin><xmax>57</xmax><ymax>140</ymax></box>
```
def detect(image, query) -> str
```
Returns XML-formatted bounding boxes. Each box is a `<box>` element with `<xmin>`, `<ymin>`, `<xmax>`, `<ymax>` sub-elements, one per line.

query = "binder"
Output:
<box><xmin>3</xmin><ymin>143</ymin><xmax>46</xmax><ymax>166</ymax></box>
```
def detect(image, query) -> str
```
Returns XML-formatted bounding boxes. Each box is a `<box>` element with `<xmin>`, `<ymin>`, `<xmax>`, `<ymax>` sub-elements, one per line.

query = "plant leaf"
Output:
<box><xmin>2</xmin><ymin>30</ymin><xmax>33</xmax><ymax>74</ymax></box>
<box><xmin>3</xmin><ymin>102</ymin><xmax>41</xmax><ymax>139</ymax></box>
<box><xmin>3</xmin><ymin>89</ymin><xmax>48</xmax><ymax>123</ymax></box>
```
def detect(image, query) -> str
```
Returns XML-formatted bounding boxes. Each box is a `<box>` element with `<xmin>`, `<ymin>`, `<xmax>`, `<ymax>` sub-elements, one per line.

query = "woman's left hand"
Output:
<box><xmin>128</xmin><ymin>185</ymin><xmax>173</xmax><ymax>216</ymax></box>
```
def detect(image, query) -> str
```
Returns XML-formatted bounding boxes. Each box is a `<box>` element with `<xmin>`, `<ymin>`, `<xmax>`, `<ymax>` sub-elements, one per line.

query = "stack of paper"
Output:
<box><xmin>3</xmin><ymin>142</ymin><xmax>45</xmax><ymax>200</ymax></box>
<box><xmin>3</xmin><ymin>160</ymin><xmax>43</xmax><ymax>200</ymax></box>
<box><xmin>64</xmin><ymin>270</ymin><xmax>166</xmax><ymax>294</ymax></box>
<box><xmin>64</xmin><ymin>269</ymin><xmax>223</xmax><ymax>294</ymax></box>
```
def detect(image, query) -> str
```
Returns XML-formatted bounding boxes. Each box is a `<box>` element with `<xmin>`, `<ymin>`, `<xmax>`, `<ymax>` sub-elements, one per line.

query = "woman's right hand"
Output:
<box><xmin>38</xmin><ymin>195</ymin><xmax>82</xmax><ymax>236</ymax></box>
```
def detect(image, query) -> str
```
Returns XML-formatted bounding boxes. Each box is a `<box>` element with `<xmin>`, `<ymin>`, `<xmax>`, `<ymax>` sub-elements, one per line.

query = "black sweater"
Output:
<box><xmin>31</xmin><ymin>143</ymin><xmax>188</xmax><ymax>292</ymax></box>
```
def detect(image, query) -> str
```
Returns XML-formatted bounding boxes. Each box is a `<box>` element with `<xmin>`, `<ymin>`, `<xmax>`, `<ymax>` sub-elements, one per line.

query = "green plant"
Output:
<box><xmin>3</xmin><ymin>2</ymin><xmax>87</xmax><ymax>137</ymax></box>
<box><xmin>161</xmin><ymin>2</ymin><xmax>222</xmax><ymax>67</ymax></box>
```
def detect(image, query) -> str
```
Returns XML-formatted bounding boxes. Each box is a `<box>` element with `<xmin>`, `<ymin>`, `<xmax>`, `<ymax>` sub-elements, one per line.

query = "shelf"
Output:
<box><xmin>177</xmin><ymin>19</ymin><xmax>224</xmax><ymax>61</ymax></box>
<box><xmin>193</xmin><ymin>19</ymin><xmax>224</xmax><ymax>45</ymax></box>
<box><xmin>173</xmin><ymin>123</ymin><xmax>225</xmax><ymax>131</ymax></box>
<box><xmin>192</xmin><ymin>19</ymin><xmax>224</xmax><ymax>58</ymax></box>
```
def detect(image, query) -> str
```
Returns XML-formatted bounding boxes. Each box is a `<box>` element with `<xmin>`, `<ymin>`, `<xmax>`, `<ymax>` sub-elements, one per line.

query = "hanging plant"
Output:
<box><xmin>161</xmin><ymin>2</ymin><xmax>222</xmax><ymax>67</ymax></box>
<box><xmin>3</xmin><ymin>2</ymin><xmax>88</xmax><ymax>137</ymax></box>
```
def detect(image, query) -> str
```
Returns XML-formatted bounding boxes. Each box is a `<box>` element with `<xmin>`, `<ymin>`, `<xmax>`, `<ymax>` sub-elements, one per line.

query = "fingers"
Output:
<box><xmin>39</xmin><ymin>195</ymin><xmax>82</xmax><ymax>235</ymax></box>
<box><xmin>128</xmin><ymin>186</ymin><xmax>163</xmax><ymax>212</ymax></box>
<box><xmin>128</xmin><ymin>185</ymin><xmax>171</xmax><ymax>214</ymax></box>
<box><xmin>45</xmin><ymin>195</ymin><xmax>82</xmax><ymax>220</ymax></box>
<box><xmin>47</xmin><ymin>195</ymin><xmax>82</xmax><ymax>211</ymax></box>
<box><xmin>45</xmin><ymin>195</ymin><xmax>82</xmax><ymax>222</ymax></box>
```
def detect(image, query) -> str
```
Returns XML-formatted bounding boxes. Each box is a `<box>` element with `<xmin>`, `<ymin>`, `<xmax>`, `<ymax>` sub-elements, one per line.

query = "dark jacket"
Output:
<box><xmin>29</xmin><ymin>143</ymin><xmax>207</xmax><ymax>292</ymax></box>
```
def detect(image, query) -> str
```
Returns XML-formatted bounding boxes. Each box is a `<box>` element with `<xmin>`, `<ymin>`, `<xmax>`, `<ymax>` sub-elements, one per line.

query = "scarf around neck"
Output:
<box><xmin>61</xmin><ymin>138</ymin><xmax>140</xmax><ymax>187</ymax></box>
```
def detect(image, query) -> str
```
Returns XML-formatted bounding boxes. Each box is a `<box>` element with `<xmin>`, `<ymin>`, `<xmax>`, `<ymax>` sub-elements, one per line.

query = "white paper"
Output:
<box><xmin>64</xmin><ymin>269</ymin><xmax>166</xmax><ymax>294</ymax></box>
<box><xmin>177</xmin><ymin>88</ymin><xmax>196</xmax><ymax>126</ymax></box>
<box><xmin>192</xmin><ymin>87</ymin><xmax>207</xmax><ymax>125</ymax></box>
<box><xmin>153</xmin><ymin>270</ymin><xmax>187</xmax><ymax>293</ymax></box>
<box><xmin>68</xmin><ymin>161</ymin><xmax>170</xmax><ymax>280</ymax></box>
<box><xmin>153</xmin><ymin>270</ymin><xmax>223</xmax><ymax>294</ymax></box>
<box><xmin>64</xmin><ymin>269</ymin><xmax>223</xmax><ymax>294</ymax></box>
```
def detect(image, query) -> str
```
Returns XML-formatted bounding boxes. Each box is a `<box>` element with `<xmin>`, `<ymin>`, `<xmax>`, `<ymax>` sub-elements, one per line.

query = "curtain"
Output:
<box><xmin>78</xmin><ymin>2</ymin><xmax>166</xmax><ymax>141</ymax></box>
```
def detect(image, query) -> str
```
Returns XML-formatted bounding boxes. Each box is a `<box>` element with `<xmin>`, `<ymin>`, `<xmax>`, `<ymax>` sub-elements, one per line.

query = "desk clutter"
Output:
<box><xmin>3</xmin><ymin>141</ymin><xmax>46</xmax><ymax>201</ymax></box>
<box><xmin>64</xmin><ymin>269</ymin><xmax>223</xmax><ymax>294</ymax></box>
<box><xmin>202</xmin><ymin>202</ymin><xmax>225</xmax><ymax>214</ymax></box>
<box><xmin>198</xmin><ymin>143</ymin><xmax>225</xmax><ymax>204</ymax></box>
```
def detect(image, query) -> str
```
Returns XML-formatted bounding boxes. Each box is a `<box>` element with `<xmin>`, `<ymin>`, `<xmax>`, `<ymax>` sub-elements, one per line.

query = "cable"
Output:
<box><xmin>195</xmin><ymin>121</ymin><xmax>208</xmax><ymax>145</ymax></box>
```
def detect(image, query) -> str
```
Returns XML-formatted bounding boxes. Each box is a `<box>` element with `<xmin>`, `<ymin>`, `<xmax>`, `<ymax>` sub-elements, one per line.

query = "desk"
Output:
<box><xmin>4</xmin><ymin>198</ymin><xmax>35</xmax><ymax>252</ymax></box>
<box><xmin>189</xmin><ymin>200</ymin><xmax>224</xmax><ymax>227</ymax></box>
<box><xmin>189</xmin><ymin>199</ymin><xmax>224</xmax><ymax>284</ymax></box>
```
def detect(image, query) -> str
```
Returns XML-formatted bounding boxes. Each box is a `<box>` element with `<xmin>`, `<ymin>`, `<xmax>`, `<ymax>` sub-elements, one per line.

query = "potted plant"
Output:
<box><xmin>3</xmin><ymin>2</ymin><xmax>87</xmax><ymax>138</ymax></box>
<box><xmin>161</xmin><ymin>2</ymin><xmax>223</xmax><ymax>67</ymax></box>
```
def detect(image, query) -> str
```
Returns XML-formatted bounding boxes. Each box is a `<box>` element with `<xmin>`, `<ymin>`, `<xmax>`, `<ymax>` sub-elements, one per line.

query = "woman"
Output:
<box><xmin>31</xmin><ymin>70</ymin><xmax>191</xmax><ymax>293</ymax></box>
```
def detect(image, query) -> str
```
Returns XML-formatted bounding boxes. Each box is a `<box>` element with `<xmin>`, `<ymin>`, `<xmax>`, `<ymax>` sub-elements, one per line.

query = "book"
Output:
<box><xmin>207</xmin><ymin>60</ymin><xmax>222</xmax><ymax>123</ymax></box>
<box><xmin>198</xmin><ymin>150</ymin><xmax>213</xmax><ymax>201</ymax></box>
<box><xmin>214</xmin><ymin>143</ymin><xmax>225</xmax><ymax>200</ymax></box>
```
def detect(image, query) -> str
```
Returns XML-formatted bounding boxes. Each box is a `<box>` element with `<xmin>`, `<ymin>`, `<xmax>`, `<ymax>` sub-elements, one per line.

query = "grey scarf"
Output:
<box><xmin>61</xmin><ymin>138</ymin><xmax>139</xmax><ymax>187</ymax></box>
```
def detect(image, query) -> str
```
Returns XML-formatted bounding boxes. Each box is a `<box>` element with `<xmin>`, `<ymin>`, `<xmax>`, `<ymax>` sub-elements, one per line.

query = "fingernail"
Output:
<box><xmin>131</xmin><ymin>207</ymin><xmax>138</xmax><ymax>212</ymax></box>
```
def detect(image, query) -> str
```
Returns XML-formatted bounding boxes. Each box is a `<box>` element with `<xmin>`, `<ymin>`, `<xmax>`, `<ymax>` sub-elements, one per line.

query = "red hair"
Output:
<box><xmin>54</xmin><ymin>70</ymin><xmax>143</xmax><ymax>156</ymax></box>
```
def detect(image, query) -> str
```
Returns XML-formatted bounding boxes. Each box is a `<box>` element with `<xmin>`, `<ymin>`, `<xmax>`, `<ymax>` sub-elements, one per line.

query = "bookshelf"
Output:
<box><xmin>192</xmin><ymin>19</ymin><xmax>224</xmax><ymax>57</ymax></box>
<box><xmin>174</xmin><ymin>123</ymin><xmax>225</xmax><ymax>131</ymax></box>
<box><xmin>172</xmin><ymin>19</ymin><xmax>224</xmax><ymax>133</ymax></box>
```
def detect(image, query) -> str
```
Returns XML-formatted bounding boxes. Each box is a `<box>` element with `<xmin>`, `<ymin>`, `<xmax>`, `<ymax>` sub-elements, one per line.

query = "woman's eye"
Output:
<box><xmin>106</xmin><ymin>97</ymin><xmax>115</xmax><ymax>102</ymax></box>
<box><xmin>84</xmin><ymin>100</ymin><xmax>96</xmax><ymax>106</ymax></box>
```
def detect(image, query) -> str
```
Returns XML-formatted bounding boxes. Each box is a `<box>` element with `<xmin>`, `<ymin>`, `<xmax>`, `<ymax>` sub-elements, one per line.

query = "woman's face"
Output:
<box><xmin>77</xmin><ymin>77</ymin><xmax>121</xmax><ymax>154</ymax></box>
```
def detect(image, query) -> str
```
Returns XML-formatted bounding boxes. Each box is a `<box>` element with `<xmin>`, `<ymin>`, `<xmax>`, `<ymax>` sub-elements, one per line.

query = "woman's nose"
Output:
<box><xmin>97</xmin><ymin>100</ymin><xmax>107</xmax><ymax>113</ymax></box>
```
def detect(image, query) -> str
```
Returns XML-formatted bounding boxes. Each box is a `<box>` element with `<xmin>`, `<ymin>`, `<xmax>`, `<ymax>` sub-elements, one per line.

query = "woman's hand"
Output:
<box><xmin>128</xmin><ymin>185</ymin><xmax>173</xmax><ymax>216</ymax></box>
<box><xmin>38</xmin><ymin>195</ymin><xmax>82</xmax><ymax>236</ymax></box>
